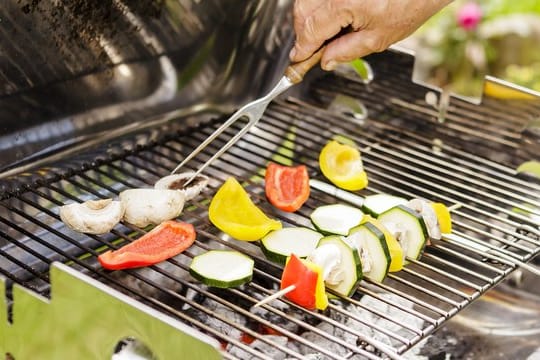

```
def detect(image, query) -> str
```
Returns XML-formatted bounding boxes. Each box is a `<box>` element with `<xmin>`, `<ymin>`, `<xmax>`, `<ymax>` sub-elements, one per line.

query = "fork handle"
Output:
<box><xmin>284</xmin><ymin>46</ymin><xmax>326</xmax><ymax>84</ymax></box>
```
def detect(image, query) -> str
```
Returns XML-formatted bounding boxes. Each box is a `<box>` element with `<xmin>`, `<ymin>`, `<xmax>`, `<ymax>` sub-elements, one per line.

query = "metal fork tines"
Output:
<box><xmin>171</xmin><ymin>47</ymin><xmax>325</xmax><ymax>185</ymax></box>
<box><xmin>170</xmin><ymin>76</ymin><xmax>293</xmax><ymax>183</ymax></box>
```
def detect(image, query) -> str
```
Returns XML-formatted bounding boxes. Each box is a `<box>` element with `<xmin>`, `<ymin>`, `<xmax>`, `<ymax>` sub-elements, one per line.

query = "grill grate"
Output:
<box><xmin>1</xmin><ymin>55</ymin><xmax>540</xmax><ymax>359</ymax></box>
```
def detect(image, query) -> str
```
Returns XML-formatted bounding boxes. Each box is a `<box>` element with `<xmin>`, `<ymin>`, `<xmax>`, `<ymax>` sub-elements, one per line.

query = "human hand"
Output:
<box><xmin>289</xmin><ymin>0</ymin><xmax>453</xmax><ymax>70</ymax></box>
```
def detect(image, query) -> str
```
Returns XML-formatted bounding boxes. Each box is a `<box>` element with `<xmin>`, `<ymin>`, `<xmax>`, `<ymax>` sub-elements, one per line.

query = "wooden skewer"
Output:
<box><xmin>252</xmin><ymin>284</ymin><xmax>296</xmax><ymax>308</ymax></box>
<box><xmin>447</xmin><ymin>203</ymin><xmax>463</xmax><ymax>212</ymax></box>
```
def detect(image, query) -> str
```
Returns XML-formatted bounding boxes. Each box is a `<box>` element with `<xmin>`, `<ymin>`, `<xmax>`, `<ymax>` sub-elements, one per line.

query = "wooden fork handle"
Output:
<box><xmin>284</xmin><ymin>46</ymin><xmax>326</xmax><ymax>84</ymax></box>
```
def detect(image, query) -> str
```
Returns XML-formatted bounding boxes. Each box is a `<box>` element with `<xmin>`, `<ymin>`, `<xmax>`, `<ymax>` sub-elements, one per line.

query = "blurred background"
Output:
<box><xmin>400</xmin><ymin>0</ymin><xmax>540</xmax><ymax>99</ymax></box>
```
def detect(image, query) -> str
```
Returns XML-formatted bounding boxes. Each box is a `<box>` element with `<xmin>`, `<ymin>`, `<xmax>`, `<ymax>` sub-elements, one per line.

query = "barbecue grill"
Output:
<box><xmin>1</xmin><ymin>1</ymin><xmax>540</xmax><ymax>359</ymax></box>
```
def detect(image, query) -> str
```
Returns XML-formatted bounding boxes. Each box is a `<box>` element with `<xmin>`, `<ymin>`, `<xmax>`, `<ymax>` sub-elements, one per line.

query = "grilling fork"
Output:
<box><xmin>171</xmin><ymin>47</ymin><xmax>325</xmax><ymax>183</ymax></box>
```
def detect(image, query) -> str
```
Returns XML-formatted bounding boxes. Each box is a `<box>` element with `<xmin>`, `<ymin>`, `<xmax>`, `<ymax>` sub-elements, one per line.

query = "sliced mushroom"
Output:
<box><xmin>59</xmin><ymin>199</ymin><xmax>125</xmax><ymax>234</ymax></box>
<box><xmin>154</xmin><ymin>172</ymin><xmax>209</xmax><ymax>201</ymax></box>
<box><xmin>120</xmin><ymin>188</ymin><xmax>185</xmax><ymax>228</ymax></box>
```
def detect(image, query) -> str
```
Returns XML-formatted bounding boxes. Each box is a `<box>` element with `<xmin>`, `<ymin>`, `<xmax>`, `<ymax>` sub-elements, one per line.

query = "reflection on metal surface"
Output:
<box><xmin>416</xmin><ymin>278</ymin><xmax>540</xmax><ymax>359</ymax></box>
<box><xmin>0</xmin><ymin>0</ymin><xmax>294</xmax><ymax>174</ymax></box>
<box><xmin>522</xmin><ymin>116</ymin><xmax>540</xmax><ymax>159</ymax></box>
<box><xmin>112</xmin><ymin>338</ymin><xmax>157</xmax><ymax>360</ymax></box>
<box><xmin>0</xmin><ymin>262</ymin><xmax>221</xmax><ymax>359</ymax></box>
<box><xmin>333</xmin><ymin>60</ymin><xmax>374</xmax><ymax>84</ymax></box>
<box><xmin>425</xmin><ymin>90</ymin><xmax>451</xmax><ymax>123</ymax></box>
<box><xmin>328</xmin><ymin>94</ymin><xmax>368</xmax><ymax>124</ymax></box>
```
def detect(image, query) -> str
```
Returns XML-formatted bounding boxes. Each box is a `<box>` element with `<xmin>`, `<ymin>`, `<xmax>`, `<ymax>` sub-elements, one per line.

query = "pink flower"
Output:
<box><xmin>457</xmin><ymin>2</ymin><xmax>482</xmax><ymax>31</ymax></box>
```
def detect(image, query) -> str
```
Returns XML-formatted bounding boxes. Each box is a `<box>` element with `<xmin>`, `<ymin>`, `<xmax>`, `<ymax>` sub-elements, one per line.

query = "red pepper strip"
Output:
<box><xmin>280</xmin><ymin>254</ymin><xmax>318</xmax><ymax>310</ymax></box>
<box><xmin>98</xmin><ymin>220</ymin><xmax>196</xmax><ymax>270</ymax></box>
<box><xmin>240</xmin><ymin>333</ymin><xmax>256</xmax><ymax>345</ymax></box>
<box><xmin>265</xmin><ymin>163</ymin><xmax>310</xmax><ymax>212</ymax></box>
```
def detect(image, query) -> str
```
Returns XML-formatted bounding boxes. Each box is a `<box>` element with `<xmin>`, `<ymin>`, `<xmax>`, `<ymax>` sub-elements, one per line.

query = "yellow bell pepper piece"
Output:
<box><xmin>431</xmin><ymin>202</ymin><xmax>452</xmax><ymax>234</ymax></box>
<box><xmin>319</xmin><ymin>140</ymin><xmax>368</xmax><ymax>191</ymax></box>
<box><xmin>361</xmin><ymin>215</ymin><xmax>404</xmax><ymax>272</ymax></box>
<box><xmin>304</xmin><ymin>260</ymin><xmax>329</xmax><ymax>310</ymax></box>
<box><xmin>209</xmin><ymin>177</ymin><xmax>282</xmax><ymax>241</ymax></box>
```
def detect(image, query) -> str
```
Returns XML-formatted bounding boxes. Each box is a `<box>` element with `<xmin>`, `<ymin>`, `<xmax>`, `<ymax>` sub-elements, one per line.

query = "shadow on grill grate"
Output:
<box><xmin>1</xmin><ymin>57</ymin><xmax>540</xmax><ymax>359</ymax></box>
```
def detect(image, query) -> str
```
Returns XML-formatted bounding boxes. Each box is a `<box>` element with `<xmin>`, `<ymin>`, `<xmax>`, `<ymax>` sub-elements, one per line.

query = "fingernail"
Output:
<box><xmin>323</xmin><ymin>60</ymin><xmax>337</xmax><ymax>71</ymax></box>
<box><xmin>289</xmin><ymin>47</ymin><xmax>297</xmax><ymax>60</ymax></box>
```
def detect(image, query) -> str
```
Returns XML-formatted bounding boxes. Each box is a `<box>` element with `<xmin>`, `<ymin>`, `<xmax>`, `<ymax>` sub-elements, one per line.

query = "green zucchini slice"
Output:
<box><xmin>310</xmin><ymin>204</ymin><xmax>364</xmax><ymax>235</ymax></box>
<box><xmin>314</xmin><ymin>235</ymin><xmax>362</xmax><ymax>296</ymax></box>
<box><xmin>377</xmin><ymin>205</ymin><xmax>428</xmax><ymax>261</ymax></box>
<box><xmin>189</xmin><ymin>250</ymin><xmax>254</xmax><ymax>288</ymax></box>
<box><xmin>361</xmin><ymin>193</ymin><xmax>407</xmax><ymax>217</ymax></box>
<box><xmin>346</xmin><ymin>222</ymin><xmax>391</xmax><ymax>282</ymax></box>
<box><xmin>261</xmin><ymin>227</ymin><xmax>323</xmax><ymax>264</ymax></box>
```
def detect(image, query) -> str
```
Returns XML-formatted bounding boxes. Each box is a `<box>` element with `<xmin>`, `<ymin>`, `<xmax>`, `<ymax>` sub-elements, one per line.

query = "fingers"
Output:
<box><xmin>321</xmin><ymin>30</ymin><xmax>388</xmax><ymax>70</ymax></box>
<box><xmin>290</xmin><ymin>0</ymin><xmax>356</xmax><ymax>63</ymax></box>
<box><xmin>291</xmin><ymin>0</ymin><xmax>453</xmax><ymax>71</ymax></box>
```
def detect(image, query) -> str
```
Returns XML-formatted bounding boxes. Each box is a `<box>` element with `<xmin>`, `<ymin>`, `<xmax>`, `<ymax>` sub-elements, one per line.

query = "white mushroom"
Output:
<box><xmin>407</xmin><ymin>198</ymin><xmax>441</xmax><ymax>240</ymax></box>
<box><xmin>120</xmin><ymin>188</ymin><xmax>185</xmax><ymax>227</ymax></box>
<box><xmin>154</xmin><ymin>172</ymin><xmax>209</xmax><ymax>201</ymax></box>
<box><xmin>343</xmin><ymin>232</ymin><xmax>372</xmax><ymax>273</ymax></box>
<box><xmin>59</xmin><ymin>199</ymin><xmax>125</xmax><ymax>234</ymax></box>
<box><xmin>308</xmin><ymin>244</ymin><xmax>344</xmax><ymax>286</ymax></box>
<box><xmin>383</xmin><ymin>221</ymin><xmax>409</xmax><ymax>261</ymax></box>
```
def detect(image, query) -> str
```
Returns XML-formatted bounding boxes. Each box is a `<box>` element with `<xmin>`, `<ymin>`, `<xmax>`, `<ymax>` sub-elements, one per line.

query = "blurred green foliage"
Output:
<box><xmin>412</xmin><ymin>0</ymin><xmax>540</xmax><ymax>94</ymax></box>
<box><xmin>484</xmin><ymin>0</ymin><xmax>540</xmax><ymax>18</ymax></box>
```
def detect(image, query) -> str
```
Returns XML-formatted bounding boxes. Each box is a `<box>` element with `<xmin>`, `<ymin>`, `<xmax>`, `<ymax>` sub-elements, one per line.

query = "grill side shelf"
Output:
<box><xmin>0</xmin><ymin>262</ymin><xmax>221</xmax><ymax>359</ymax></box>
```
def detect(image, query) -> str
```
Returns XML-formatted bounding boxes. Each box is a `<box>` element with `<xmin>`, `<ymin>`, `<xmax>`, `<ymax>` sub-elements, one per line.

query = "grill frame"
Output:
<box><xmin>1</xmin><ymin>50</ymin><xmax>540</xmax><ymax>359</ymax></box>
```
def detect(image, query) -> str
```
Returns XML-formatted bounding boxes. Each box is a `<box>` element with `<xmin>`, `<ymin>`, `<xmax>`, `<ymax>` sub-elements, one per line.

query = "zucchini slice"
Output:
<box><xmin>261</xmin><ymin>227</ymin><xmax>323</xmax><ymax>265</ymax></box>
<box><xmin>377</xmin><ymin>205</ymin><xmax>428</xmax><ymax>261</ymax></box>
<box><xmin>361</xmin><ymin>193</ymin><xmax>407</xmax><ymax>217</ymax></box>
<box><xmin>361</xmin><ymin>216</ymin><xmax>404</xmax><ymax>272</ymax></box>
<box><xmin>310</xmin><ymin>204</ymin><xmax>364</xmax><ymax>235</ymax></box>
<box><xmin>313</xmin><ymin>236</ymin><xmax>362</xmax><ymax>296</ymax></box>
<box><xmin>189</xmin><ymin>250</ymin><xmax>254</xmax><ymax>288</ymax></box>
<box><xmin>346</xmin><ymin>222</ymin><xmax>391</xmax><ymax>282</ymax></box>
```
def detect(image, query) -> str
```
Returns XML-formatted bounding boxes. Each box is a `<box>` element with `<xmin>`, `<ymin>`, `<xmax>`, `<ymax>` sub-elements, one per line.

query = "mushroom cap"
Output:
<box><xmin>60</xmin><ymin>199</ymin><xmax>125</xmax><ymax>234</ymax></box>
<box><xmin>120</xmin><ymin>188</ymin><xmax>185</xmax><ymax>228</ymax></box>
<box><xmin>154</xmin><ymin>172</ymin><xmax>209</xmax><ymax>201</ymax></box>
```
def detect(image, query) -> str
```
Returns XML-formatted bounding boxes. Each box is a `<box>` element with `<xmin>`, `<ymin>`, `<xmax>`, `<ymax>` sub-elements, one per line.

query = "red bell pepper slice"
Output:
<box><xmin>280</xmin><ymin>254</ymin><xmax>318</xmax><ymax>309</ymax></box>
<box><xmin>98</xmin><ymin>220</ymin><xmax>196</xmax><ymax>270</ymax></box>
<box><xmin>265</xmin><ymin>163</ymin><xmax>310</xmax><ymax>212</ymax></box>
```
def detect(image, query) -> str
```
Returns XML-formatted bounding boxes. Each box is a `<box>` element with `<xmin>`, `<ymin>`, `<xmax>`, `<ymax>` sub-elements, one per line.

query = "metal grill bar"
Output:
<box><xmin>114</xmin><ymin>141</ymin><xmax>430</xmax><ymax>358</ymax></box>
<box><xmin>365</xmin><ymin>118</ymin><xmax>540</xmax><ymax>191</ymax></box>
<box><xmin>158</xmin><ymin>114</ymin><xmax>516</xmax><ymax>326</ymax></box>
<box><xmin>332</xmin><ymin>54</ymin><xmax>536</xmax><ymax>142</ymax></box>
<box><xmin>403</xmin><ymin>256</ymin><xmax>482</xmax><ymax>292</ymax></box>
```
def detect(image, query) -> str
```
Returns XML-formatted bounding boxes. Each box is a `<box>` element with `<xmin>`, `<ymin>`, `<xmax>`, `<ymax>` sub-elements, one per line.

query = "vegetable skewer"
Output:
<box><xmin>254</xmin><ymin>199</ymin><xmax>461</xmax><ymax>311</ymax></box>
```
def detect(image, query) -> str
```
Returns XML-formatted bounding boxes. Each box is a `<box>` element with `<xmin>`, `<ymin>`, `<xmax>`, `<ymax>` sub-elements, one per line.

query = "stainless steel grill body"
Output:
<box><xmin>0</xmin><ymin>0</ymin><xmax>293</xmax><ymax>174</ymax></box>
<box><xmin>1</xmin><ymin>1</ymin><xmax>540</xmax><ymax>359</ymax></box>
